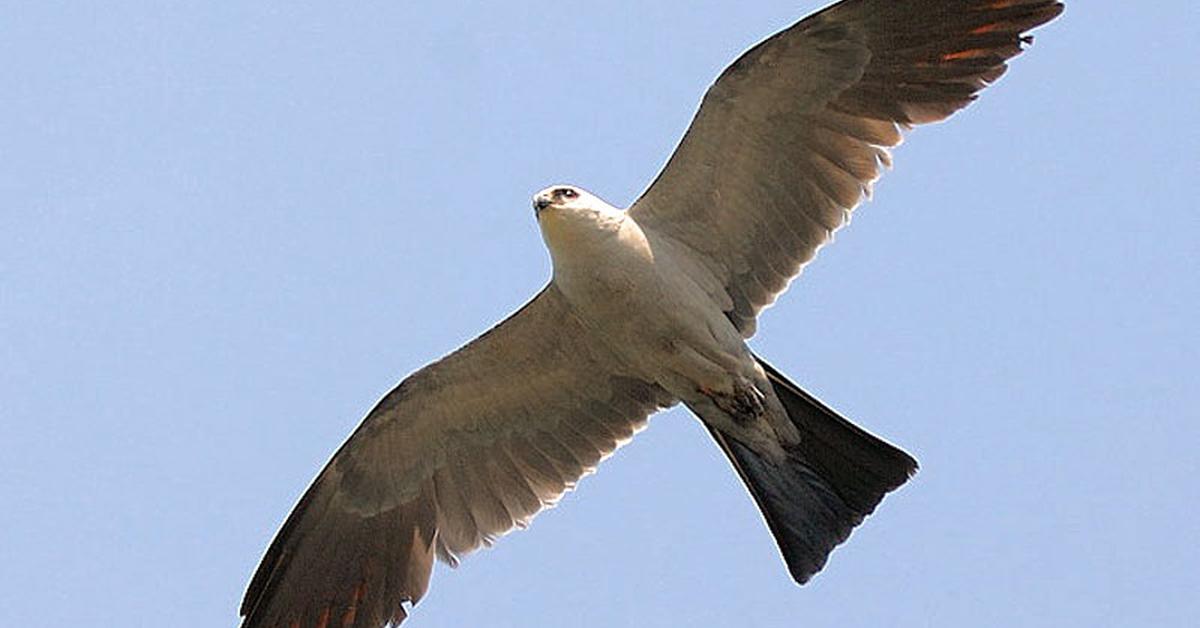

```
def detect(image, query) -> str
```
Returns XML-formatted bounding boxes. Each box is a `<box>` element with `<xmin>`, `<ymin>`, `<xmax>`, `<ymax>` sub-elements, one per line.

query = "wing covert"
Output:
<box><xmin>630</xmin><ymin>0</ymin><xmax>1063</xmax><ymax>336</ymax></box>
<box><xmin>240</xmin><ymin>286</ymin><xmax>673</xmax><ymax>628</ymax></box>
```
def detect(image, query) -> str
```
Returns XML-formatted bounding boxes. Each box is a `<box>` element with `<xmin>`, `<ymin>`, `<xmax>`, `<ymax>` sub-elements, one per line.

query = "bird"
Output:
<box><xmin>240</xmin><ymin>1</ymin><xmax>1064</xmax><ymax>626</ymax></box>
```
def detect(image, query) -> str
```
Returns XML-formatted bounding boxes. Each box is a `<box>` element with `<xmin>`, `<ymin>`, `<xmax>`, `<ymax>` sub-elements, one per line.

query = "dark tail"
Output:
<box><xmin>707</xmin><ymin>355</ymin><xmax>917</xmax><ymax>584</ymax></box>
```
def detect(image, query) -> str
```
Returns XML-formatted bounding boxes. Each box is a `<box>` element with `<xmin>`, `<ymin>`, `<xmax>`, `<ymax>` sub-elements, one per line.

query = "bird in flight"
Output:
<box><xmin>240</xmin><ymin>1</ymin><xmax>1064</xmax><ymax>626</ymax></box>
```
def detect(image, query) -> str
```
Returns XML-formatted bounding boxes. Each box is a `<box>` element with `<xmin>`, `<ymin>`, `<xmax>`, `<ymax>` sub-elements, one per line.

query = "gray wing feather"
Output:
<box><xmin>240</xmin><ymin>286</ymin><xmax>673</xmax><ymax>627</ymax></box>
<box><xmin>631</xmin><ymin>0</ymin><xmax>1064</xmax><ymax>336</ymax></box>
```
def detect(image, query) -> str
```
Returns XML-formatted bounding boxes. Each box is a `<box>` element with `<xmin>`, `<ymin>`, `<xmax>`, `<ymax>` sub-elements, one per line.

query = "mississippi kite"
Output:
<box><xmin>241</xmin><ymin>1</ymin><xmax>1064</xmax><ymax>626</ymax></box>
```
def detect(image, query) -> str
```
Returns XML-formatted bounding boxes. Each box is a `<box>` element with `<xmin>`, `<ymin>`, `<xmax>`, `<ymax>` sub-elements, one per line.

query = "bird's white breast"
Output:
<box><xmin>541</xmin><ymin>208</ymin><xmax>748</xmax><ymax>392</ymax></box>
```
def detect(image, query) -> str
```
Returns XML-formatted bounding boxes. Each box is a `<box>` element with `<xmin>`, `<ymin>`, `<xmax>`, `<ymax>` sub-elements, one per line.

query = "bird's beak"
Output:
<box><xmin>533</xmin><ymin>195</ymin><xmax>552</xmax><ymax>215</ymax></box>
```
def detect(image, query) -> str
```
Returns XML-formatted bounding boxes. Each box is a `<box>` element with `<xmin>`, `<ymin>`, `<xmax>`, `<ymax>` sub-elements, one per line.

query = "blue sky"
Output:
<box><xmin>2</xmin><ymin>1</ymin><xmax>1197</xmax><ymax>626</ymax></box>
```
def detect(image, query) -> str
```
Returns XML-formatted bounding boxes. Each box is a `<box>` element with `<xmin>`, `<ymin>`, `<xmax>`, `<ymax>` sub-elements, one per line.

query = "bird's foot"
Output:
<box><xmin>699</xmin><ymin>381</ymin><xmax>766</xmax><ymax>425</ymax></box>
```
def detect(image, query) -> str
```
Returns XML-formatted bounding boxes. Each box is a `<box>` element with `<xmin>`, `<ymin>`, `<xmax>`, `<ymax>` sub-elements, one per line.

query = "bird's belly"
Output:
<box><xmin>554</xmin><ymin>247</ymin><xmax>748</xmax><ymax>395</ymax></box>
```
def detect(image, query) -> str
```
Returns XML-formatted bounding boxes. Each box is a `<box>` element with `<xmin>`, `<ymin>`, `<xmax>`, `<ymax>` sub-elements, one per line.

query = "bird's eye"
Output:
<box><xmin>559</xmin><ymin>188</ymin><xmax>578</xmax><ymax>199</ymax></box>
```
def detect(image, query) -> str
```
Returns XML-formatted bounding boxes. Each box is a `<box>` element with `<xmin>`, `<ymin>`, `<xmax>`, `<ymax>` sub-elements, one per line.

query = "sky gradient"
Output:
<box><xmin>2</xmin><ymin>2</ymin><xmax>1197</xmax><ymax>626</ymax></box>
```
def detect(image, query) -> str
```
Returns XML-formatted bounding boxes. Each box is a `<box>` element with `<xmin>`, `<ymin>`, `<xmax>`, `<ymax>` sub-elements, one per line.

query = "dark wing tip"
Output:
<box><xmin>823</xmin><ymin>0</ymin><xmax>1064</xmax><ymax>125</ymax></box>
<box><xmin>239</xmin><ymin>473</ymin><xmax>437</xmax><ymax>628</ymax></box>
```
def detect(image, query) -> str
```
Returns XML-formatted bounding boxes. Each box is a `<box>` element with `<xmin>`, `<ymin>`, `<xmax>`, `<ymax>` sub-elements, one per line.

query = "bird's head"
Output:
<box><xmin>532</xmin><ymin>185</ymin><xmax>624</xmax><ymax>249</ymax></box>
<box><xmin>532</xmin><ymin>185</ymin><xmax>595</xmax><ymax>218</ymax></box>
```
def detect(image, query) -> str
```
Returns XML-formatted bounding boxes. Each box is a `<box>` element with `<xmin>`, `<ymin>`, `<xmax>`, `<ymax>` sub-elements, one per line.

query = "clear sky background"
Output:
<box><xmin>2</xmin><ymin>2</ymin><xmax>1197</xmax><ymax>627</ymax></box>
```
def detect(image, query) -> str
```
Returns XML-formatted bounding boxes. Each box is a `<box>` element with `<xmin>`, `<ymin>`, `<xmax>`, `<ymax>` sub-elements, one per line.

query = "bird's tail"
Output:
<box><xmin>706</xmin><ymin>355</ymin><xmax>917</xmax><ymax>584</ymax></box>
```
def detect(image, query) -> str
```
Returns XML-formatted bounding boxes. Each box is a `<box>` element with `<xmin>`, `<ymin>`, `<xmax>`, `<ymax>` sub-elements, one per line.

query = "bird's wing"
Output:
<box><xmin>629</xmin><ymin>0</ymin><xmax>1063</xmax><ymax>336</ymax></box>
<box><xmin>240</xmin><ymin>285</ymin><xmax>674</xmax><ymax>628</ymax></box>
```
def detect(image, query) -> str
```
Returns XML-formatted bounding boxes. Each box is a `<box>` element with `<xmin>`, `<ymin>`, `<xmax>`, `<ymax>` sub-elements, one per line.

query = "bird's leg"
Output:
<box><xmin>698</xmin><ymin>378</ymin><xmax>766</xmax><ymax>426</ymax></box>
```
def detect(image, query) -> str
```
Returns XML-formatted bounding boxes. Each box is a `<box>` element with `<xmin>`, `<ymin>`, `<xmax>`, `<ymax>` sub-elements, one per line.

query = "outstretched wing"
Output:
<box><xmin>240</xmin><ymin>286</ymin><xmax>674</xmax><ymax>628</ymax></box>
<box><xmin>630</xmin><ymin>0</ymin><xmax>1063</xmax><ymax>335</ymax></box>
